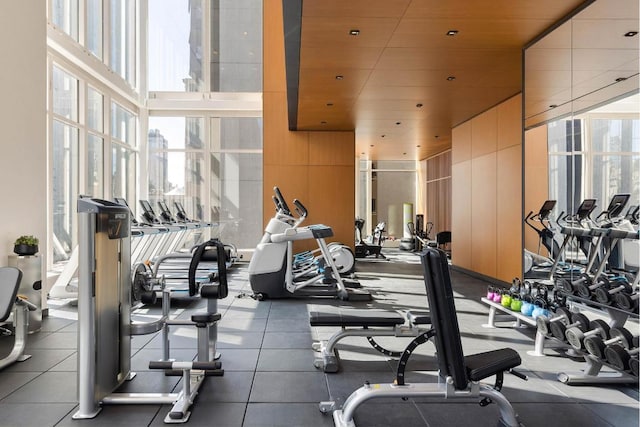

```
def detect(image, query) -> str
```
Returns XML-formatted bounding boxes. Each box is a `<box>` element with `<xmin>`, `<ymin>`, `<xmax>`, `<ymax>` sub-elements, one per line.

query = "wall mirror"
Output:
<box><xmin>523</xmin><ymin>0</ymin><xmax>639</xmax><ymax>281</ymax></box>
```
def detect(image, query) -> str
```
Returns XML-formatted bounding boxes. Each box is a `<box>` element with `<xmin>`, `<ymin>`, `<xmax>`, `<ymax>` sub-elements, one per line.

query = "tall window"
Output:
<box><xmin>86</xmin><ymin>0</ymin><xmax>103</xmax><ymax>59</ymax></box>
<box><xmin>87</xmin><ymin>87</ymin><xmax>104</xmax><ymax>197</ymax></box>
<box><xmin>52</xmin><ymin>0</ymin><xmax>79</xmax><ymax>41</ymax></box>
<box><xmin>211</xmin><ymin>0</ymin><xmax>262</xmax><ymax>91</ymax></box>
<box><xmin>110</xmin><ymin>0</ymin><xmax>136</xmax><ymax>86</ymax></box>
<box><xmin>111</xmin><ymin>102</ymin><xmax>137</xmax><ymax>202</ymax></box>
<box><xmin>147</xmin><ymin>117</ymin><xmax>206</xmax><ymax>219</ymax></box>
<box><xmin>51</xmin><ymin>66</ymin><xmax>80</xmax><ymax>262</ymax></box>
<box><xmin>148</xmin><ymin>0</ymin><xmax>204</xmax><ymax>91</ymax></box>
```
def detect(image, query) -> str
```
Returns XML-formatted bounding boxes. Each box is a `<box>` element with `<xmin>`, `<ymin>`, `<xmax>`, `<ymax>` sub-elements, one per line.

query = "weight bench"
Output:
<box><xmin>310</xmin><ymin>308</ymin><xmax>431</xmax><ymax>372</ymax></box>
<box><xmin>322</xmin><ymin>248</ymin><xmax>525</xmax><ymax>427</ymax></box>
<box><xmin>0</xmin><ymin>267</ymin><xmax>38</xmax><ymax>370</ymax></box>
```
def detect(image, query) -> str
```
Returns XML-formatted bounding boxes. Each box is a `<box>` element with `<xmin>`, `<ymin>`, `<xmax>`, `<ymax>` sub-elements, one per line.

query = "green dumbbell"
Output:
<box><xmin>565</xmin><ymin>319</ymin><xmax>610</xmax><ymax>351</ymax></box>
<box><xmin>549</xmin><ymin>312</ymin><xmax>589</xmax><ymax>341</ymax></box>
<box><xmin>584</xmin><ymin>327</ymin><xmax>636</xmax><ymax>360</ymax></box>
<box><xmin>536</xmin><ymin>307</ymin><xmax>571</xmax><ymax>336</ymax></box>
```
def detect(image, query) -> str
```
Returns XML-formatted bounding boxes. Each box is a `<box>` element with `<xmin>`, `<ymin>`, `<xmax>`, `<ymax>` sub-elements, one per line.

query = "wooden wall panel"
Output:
<box><xmin>497</xmin><ymin>95</ymin><xmax>522</xmax><ymax>150</ymax></box>
<box><xmin>524</xmin><ymin>124</ymin><xmax>550</xmax><ymax>254</ymax></box>
<box><xmin>309</xmin><ymin>132</ymin><xmax>355</xmax><ymax>166</ymax></box>
<box><xmin>471</xmin><ymin>153</ymin><xmax>498</xmax><ymax>277</ymax></box>
<box><xmin>452</xmin><ymin>161</ymin><xmax>472</xmax><ymax>270</ymax></box>
<box><xmin>471</xmin><ymin>107</ymin><xmax>498</xmax><ymax>158</ymax></box>
<box><xmin>263</xmin><ymin>0</ymin><xmax>286</xmax><ymax>92</ymax></box>
<box><xmin>452</xmin><ymin>121</ymin><xmax>472</xmax><ymax>164</ymax></box>
<box><xmin>264</xmin><ymin>0</ymin><xmax>356</xmax><ymax>251</ymax></box>
<box><xmin>497</xmin><ymin>145</ymin><xmax>523</xmax><ymax>281</ymax></box>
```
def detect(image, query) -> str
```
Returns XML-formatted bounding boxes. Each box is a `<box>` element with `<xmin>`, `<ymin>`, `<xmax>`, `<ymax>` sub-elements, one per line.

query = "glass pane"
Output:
<box><xmin>210</xmin><ymin>0</ymin><xmax>263</xmax><ymax>92</ymax></box>
<box><xmin>52</xmin><ymin>0</ymin><xmax>79</xmax><ymax>41</ymax></box>
<box><xmin>219</xmin><ymin>117</ymin><xmax>262</xmax><ymax>150</ymax></box>
<box><xmin>110</xmin><ymin>0</ymin><xmax>136</xmax><ymax>85</ymax></box>
<box><xmin>111</xmin><ymin>102</ymin><xmax>136</xmax><ymax>146</ymax></box>
<box><xmin>52</xmin><ymin>66</ymin><xmax>78</xmax><ymax>121</ymax></box>
<box><xmin>86</xmin><ymin>0</ymin><xmax>103</xmax><ymax>59</ymax></box>
<box><xmin>592</xmin><ymin>154</ymin><xmax>640</xmax><ymax>212</ymax></box>
<box><xmin>548</xmin><ymin>119</ymin><xmax>582</xmax><ymax>153</ymax></box>
<box><xmin>148</xmin><ymin>117</ymin><xmax>204</xmax><ymax>149</ymax></box>
<box><xmin>211</xmin><ymin>152</ymin><xmax>262</xmax><ymax>249</ymax></box>
<box><xmin>591</xmin><ymin>118</ymin><xmax>640</xmax><ymax>152</ymax></box>
<box><xmin>148</xmin><ymin>151</ymin><xmax>206</xmax><ymax>218</ymax></box>
<box><xmin>111</xmin><ymin>144</ymin><xmax>136</xmax><ymax>202</ymax></box>
<box><xmin>372</xmin><ymin>171</ymin><xmax>416</xmax><ymax>238</ymax></box>
<box><xmin>87</xmin><ymin>134</ymin><xmax>104</xmax><ymax>198</ymax></box>
<box><xmin>148</xmin><ymin>0</ymin><xmax>204</xmax><ymax>91</ymax></box>
<box><xmin>87</xmin><ymin>87</ymin><xmax>103</xmax><ymax>132</ymax></box>
<box><xmin>52</xmin><ymin>120</ymin><xmax>79</xmax><ymax>262</ymax></box>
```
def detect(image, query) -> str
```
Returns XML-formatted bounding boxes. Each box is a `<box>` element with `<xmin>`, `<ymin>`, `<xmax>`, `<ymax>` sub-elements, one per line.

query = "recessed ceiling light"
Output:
<box><xmin>381</xmin><ymin>135</ymin><xmax>386</xmax><ymax>138</ymax></box>
<box><xmin>446</xmin><ymin>76</ymin><xmax>456</xmax><ymax>81</ymax></box>
<box><xmin>370</xmin><ymin>145</ymin><xmax>374</xmax><ymax>147</ymax></box>
<box><xmin>624</xmin><ymin>31</ymin><xmax>638</xmax><ymax>37</ymax></box>
<box><xmin>416</xmin><ymin>145</ymin><xmax>421</xmax><ymax>148</ymax></box>
<box><xmin>403</xmin><ymin>152</ymin><xmax>407</xmax><ymax>155</ymax></box>
<box><xmin>335</xmin><ymin>75</ymin><xmax>344</xmax><ymax>80</ymax></box>
<box><xmin>326</xmin><ymin>102</ymin><xmax>334</xmax><ymax>107</ymax></box>
<box><xmin>349</xmin><ymin>29</ymin><xmax>360</xmax><ymax>36</ymax></box>
<box><xmin>416</xmin><ymin>103</ymin><xmax>423</xmax><ymax>108</ymax></box>
<box><xmin>435</xmin><ymin>135</ymin><xmax>439</xmax><ymax>139</ymax></box>
<box><xmin>446</xmin><ymin>30</ymin><xmax>459</xmax><ymax>36</ymax></box>
<box><xmin>615</xmin><ymin>77</ymin><xmax>628</xmax><ymax>82</ymax></box>
<box><xmin>395</xmin><ymin>122</ymin><xmax>401</xmax><ymax>125</ymax></box>
<box><xmin>361</xmin><ymin>152</ymin><xmax>365</xmax><ymax>155</ymax></box>
<box><xmin>549</xmin><ymin>104</ymin><xmax>558</xmax><ymax>108</ymax></box>
<box><xmin>320</xmin><ymin>121</ymin><xmax>327</xmax><ymax>124</ymax></box>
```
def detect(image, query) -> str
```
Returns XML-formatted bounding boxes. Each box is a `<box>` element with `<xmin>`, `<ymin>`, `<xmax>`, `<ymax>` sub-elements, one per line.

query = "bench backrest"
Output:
<box><xmin>0</xmin><ymin>267</ymin><xmax>22</xmax><ymax>322</ymax></box>
<box><xmin>420</xmin><ymin>248</ymin><xmax>468</xmax><ymax>389</ymax></box>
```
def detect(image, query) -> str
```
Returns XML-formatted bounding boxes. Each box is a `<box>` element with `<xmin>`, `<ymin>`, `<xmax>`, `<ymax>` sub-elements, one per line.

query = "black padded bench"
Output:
<box><xmin>323</xmin><ymin>248</ymin><xmax>525</xmax><ymax>427</ymax></box>
<box><xmin>310</xmin><ymin>308</ymin><xmax>431</xmax><ymax>372</ymax></box>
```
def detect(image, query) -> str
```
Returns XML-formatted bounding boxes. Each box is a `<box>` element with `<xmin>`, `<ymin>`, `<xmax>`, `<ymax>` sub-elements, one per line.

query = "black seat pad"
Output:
<box><xmin>464</xmin><ymin>348</ymin><xmax>521</xmax><ymax>382</ymax></box>
<box><xmin>191</xmin><ymin>313</ymin><xmax>222</xmax><ymax>324</ymax></box>
<box><xmin>407</xmin><ymin>310</ymin><xmax>431</xmax><ymax>325</ymax></box>
<box><xmin>309</xmin><ymin>309</ymin><xmax>405</xmax><ymax>327</ymax></box>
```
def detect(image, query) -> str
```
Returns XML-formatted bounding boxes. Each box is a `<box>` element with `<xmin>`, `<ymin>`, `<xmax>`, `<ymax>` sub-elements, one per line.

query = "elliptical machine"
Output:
<box><xmin>248</xmin><ymin>188</ymin><xmax>371</xmax><ymax>301</ymax></box>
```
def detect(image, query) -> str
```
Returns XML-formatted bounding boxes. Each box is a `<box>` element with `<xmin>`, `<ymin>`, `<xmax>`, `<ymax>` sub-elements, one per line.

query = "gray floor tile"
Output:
<box><xmin>2</xmin><ymin>372</ymin><xmax>76</xmax><ymax>403</ymax></box>
<box><xmin>349</xmin><ymin>402</ymin><xmax>428</xmax><ymax>427</ymax></box>
<box><xmin>0</xmin><ymin>402</ymin><xmax>75</xmax><ymax>427</ymax></box>
<box><xmin>217</xmin><ymin>348</ymin><xmax>260</xmax><ymax>371</ymax></box>
<box><xmin>581</xmin><ymin>403</ymin><xmax>640</xmax><ymax>427</ymax></box>
<box><xmin>152</xmin><ymin>402</ymin><xmax>246</xmax><ymax>427</ymax></box>
<box><xmin>244</xmin><ymin>403</ymin><xmax>334</xmax><ymax>427</ymax></box>
<box><xmin>0</xmin><ymin>372</ymin><xmax>40</xmax><ymax>400</ymax></box>
<box><xmin>49</xmin><ymin>352</ymin><xmax>77</xmax><ymax>371</ymax></box>
<box><xmin>261</xmin><ymin>331</ymin><xmax>313</xmax><ymax>349</ymax></box>
<box><xmin>216</xmin><ymin>331</ymin><xmax>265</xmax><ymax>349</ymax></box>
<box><xmin>218</xmin><ymin>317</ymin><xmax>267</xmax><ymax>332</ymax></box>
<box><xmin>250</xmin><ymin>372</ymin><xmax>328</xmax><ymax>403</ymax></box>
<box><xmin>193</xmin><ymin>371</ymin><xmax>254</xmax><ymax>403</ymax></box>
<box><xmin>265</xmin><ymin>318</ymin><xmax>312</xmax><ymax>332</ymax></box>
<box><xmin>257</xmin><ymin>349</ymin><xmax>317</xmax><ymax>371</ymax></box>
<box><xmin>26</xmin><ymin>332</ymin><xmax>77</xmax><ymax>349</ymax></box>
<box><xmin>55</xmin><ymin>404</ymin><xmax>162</xmax><ymax>427</ymax></box>
<box><xmin>0</xmin><ymin>348</ymin><xmax>74</xmax><ymax>372</ymax></box>
<box><xmin>511</xmin><ymin>402</ymin><xmax>613</xmax><ymax>427</ymax></box>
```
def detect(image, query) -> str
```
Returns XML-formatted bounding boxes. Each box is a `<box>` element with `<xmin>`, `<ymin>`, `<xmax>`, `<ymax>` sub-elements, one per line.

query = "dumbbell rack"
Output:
<box><xmin>480</xmin><ymin>297</ymin><xmax>550</xmax><ymax>357</ymax></box>
<box><xmin>552</xmin><ymin>292</ymin><xmax>638</xmax><ymax>385</ymax></box>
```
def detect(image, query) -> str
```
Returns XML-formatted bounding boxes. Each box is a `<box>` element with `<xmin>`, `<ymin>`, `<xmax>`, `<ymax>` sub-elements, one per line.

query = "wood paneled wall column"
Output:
<box><xmin>451</xmin><ymin>94</ymin><xmax>523</xmax><ymax>283</ymax></box>
<box><xmin>264</xmin><ymin>0</ymin><xmax>356</xmax><ymax>250</ymax></box>
<box><xmin>524</xmin><ymin>125</ymin><xmax>550</xmax><ymax>254</ymax></box>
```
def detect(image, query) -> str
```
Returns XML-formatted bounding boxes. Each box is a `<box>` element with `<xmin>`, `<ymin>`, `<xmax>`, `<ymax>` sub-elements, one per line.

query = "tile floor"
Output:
<box><xmin>0</xmin><ymin>249</ymin><xmax>638</xmax><ymax>426</ymax></box>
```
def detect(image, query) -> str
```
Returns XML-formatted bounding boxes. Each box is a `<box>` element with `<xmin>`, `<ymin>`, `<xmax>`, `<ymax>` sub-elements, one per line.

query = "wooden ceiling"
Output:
<box><xmin>284</xmin><ymin>0</ymin><xmax>591</xmax><ymax>161</ymax></box>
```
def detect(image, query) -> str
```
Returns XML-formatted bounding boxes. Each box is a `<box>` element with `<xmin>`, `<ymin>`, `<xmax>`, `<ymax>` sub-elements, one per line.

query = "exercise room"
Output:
<box><xmin>0</xmin><ymin>0</ymin><xmax>638</xmax><ymax>426</ymax></box>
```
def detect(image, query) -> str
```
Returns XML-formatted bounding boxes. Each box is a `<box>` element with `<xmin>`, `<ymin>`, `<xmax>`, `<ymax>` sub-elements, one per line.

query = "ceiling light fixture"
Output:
<box><xmin>320</xmin><ymin>121</ymin><xmax>327</xmax><ymax>124</ymax></box>
<box><xmin>395</xmin><ymin>121</ymin><xmax>401</xmax><ymax>125</ymax></box>
<box><xmin>435</xmin><ymin>135</ymin><xmax>439</xmax><ymax>139</ymax></box>
<box><xmin>615</xmin><ymin>77</ymin><xmax>628</xmax><ymax>82</ymax></box>
<box><xmin>349</xmin><ymin>29</ymin><xmax>360</xmax><ymax>36</ymax></box>
<box><xmin>416</xmin><ymin>145</ymin><xmax>421</xmax><ymax>148</ymax></box>
<box><xmin>416</xmin><ymin>103</ymin><xmax>423</xmax><ymax>108</ymax></box>
<box><xmin>335</xmin><ymin>75</ymin><xmax>344</xmax><ymax>80</ymax></box>
<box><xmin>549</xmin><ymin>104</ymin><xmax>558</xmax><ymax>108</ymax></box>
<box><xmin>403</xmin><ymin>152</ymin><xmax>407</xmax><ymax>155</ymax></box>
<box><xmin>624</xmin><ymin>31</ymin><xmax>638</xmax><ymax>37</ymax></box>
<box><xmin>446</xmin><ymin>76</ymin><xmax>456</xmax><ymax>81</ymax></box>
<box><xmin>381</xmin><ymin>135</ymin><xmax>386</xmax><ymax>138</ymax></box>
<box><xmin>370</xmin><ymin>145</ymin><xmax>374</xmax><ymax>147</ymax></box>
<box><xmin>446</xmin><ymin>30</ymin><xmax>459</xmax><ymax>36</ymax></box>
<box><xmin>326</xmin><ymin>102</ymin><xmax>334</xmax><ymax>107</ymax></box>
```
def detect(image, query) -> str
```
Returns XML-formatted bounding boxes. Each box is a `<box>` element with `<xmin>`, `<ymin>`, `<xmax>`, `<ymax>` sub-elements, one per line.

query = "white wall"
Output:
<box><xmin>0</xmin><ymin>4</ymin><xmax>47</xmax><ymax>275</ymax></box>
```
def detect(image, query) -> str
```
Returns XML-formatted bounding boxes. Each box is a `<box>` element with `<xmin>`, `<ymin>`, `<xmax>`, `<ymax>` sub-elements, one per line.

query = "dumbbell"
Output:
<box><xmin>614</xmin><ymin>289</ymin><xmax>639</xmax><ymax>312</ymax></box>
<box><xmin>604</xmin><ymin>337</ymin><xmax>640</xmax><ymax>371</ymax></box>
<box><xmin>593</xmin><ymin>280</ymin><xmax>632</xmax><ymax>305</ymax></box>
<box><xmin>565</xmin><ymin>319</ymin><xmax>610</xmax><ymax>351</ymax></box>
<box><xmin>549</xmin><ymin>312</ymin><xmax>589</xmax><ymax>341</ymax></box>
<box><xmin>584</xmin><ymin>327</ymin><xmax>636</xmax><ymax>360</ymax></box>
<box><xmin>573</xmin><ymin>275</ymin><xmax>608</xmax><ymax>299</ymax></box>
<box><xmin>630</xmin><ymin>356</ymin><xmax>639</xmax><ymax>377</ymax></box>
<box><xmin>536</xmin><ymin>307</ymin><xmax>572</xmax><ymax>336</ymax></box>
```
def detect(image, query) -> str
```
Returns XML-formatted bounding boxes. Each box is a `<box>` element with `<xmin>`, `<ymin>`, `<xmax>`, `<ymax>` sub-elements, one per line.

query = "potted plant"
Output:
<box><xmin>13</xmin><ymin>235</ymin><xmax>39</xmax><ymax>256</ymax></box>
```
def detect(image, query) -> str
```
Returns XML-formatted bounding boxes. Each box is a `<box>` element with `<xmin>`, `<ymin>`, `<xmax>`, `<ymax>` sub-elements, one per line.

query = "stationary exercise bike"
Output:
<box><xmin>354</xmin><ymin>217</ymin><xmax>386</xmax><ymax>259</ymax></box>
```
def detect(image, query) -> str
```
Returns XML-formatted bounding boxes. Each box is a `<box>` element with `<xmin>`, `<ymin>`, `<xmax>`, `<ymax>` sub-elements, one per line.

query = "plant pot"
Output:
<box><xmin>14</xmin><ymin>244</ymin><xmax>38</xmax><ymax>256</ymax></box>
